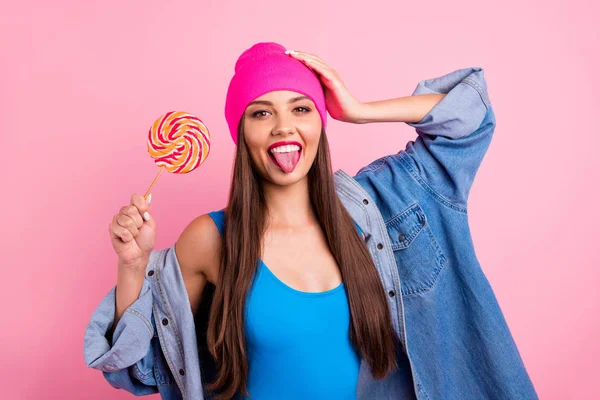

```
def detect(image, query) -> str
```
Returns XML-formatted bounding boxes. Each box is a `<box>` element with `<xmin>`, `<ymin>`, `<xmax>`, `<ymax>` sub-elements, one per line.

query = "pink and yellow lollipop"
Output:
<box><xmin>144</xmin><ymin>111</ymin><xmax>210</xmax><ymax>199</ymax></box>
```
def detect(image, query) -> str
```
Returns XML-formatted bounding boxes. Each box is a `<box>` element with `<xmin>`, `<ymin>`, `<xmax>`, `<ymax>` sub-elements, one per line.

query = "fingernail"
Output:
<box><xmin>143</xmin><ymin>212</ymin><xmax>150</xmax><ymax>221</ymax></box>
<box><xmin>148</xmin><ymin>193</ymin><xmax>152</xmax><ymax>205</ymax></box>
<box><xmin>285</xmin><ymin>50</ymin><xmax>297</xmax><ymax>55</ymax></box>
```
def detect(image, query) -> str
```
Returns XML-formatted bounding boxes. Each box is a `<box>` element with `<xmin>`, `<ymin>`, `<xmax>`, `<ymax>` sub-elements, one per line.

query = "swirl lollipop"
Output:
<box><xmin>144</xmin><ymin>111</ymin><xmax>211</xmax><ymax>199</ymax></box>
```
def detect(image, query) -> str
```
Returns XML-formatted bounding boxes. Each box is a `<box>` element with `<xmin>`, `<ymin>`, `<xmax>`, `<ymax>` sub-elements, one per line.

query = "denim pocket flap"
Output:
<box><xmin>386</xmin><ymin>203</ymin><xmax>426</xmax><ymax>250</ymax></box>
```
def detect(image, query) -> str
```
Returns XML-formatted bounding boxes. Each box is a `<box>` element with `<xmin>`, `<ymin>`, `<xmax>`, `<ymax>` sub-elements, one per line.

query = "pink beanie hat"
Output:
<box><xmin>224</xmin><ymin>42</ymin><xmax>327</xmax><ymax>146</ymax></box>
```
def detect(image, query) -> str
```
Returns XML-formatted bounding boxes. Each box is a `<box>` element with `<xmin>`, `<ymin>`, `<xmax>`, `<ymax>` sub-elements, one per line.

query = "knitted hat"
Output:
<box><xmin>224</xmin><ymin>42</ymin><xmax>327</xmax><ymax>145</ymax></box>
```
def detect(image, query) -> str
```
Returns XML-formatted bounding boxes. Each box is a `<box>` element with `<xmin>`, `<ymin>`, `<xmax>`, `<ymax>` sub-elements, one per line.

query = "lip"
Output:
<box><xmin>267</xmin><ymin>140</ymin><xmax>303</xmax><ymax>153</ymax></box>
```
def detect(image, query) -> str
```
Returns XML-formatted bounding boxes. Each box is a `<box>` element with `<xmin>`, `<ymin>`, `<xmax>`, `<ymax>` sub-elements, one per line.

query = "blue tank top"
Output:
<box><xmin>207</xmin><ymin>209</ymin><xmax>363</xmax><ymax>400</ymax></box>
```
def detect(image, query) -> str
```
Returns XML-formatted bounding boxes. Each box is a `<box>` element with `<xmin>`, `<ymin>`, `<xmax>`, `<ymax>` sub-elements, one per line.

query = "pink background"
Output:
<box><xmin>1</xmin><ymin>0</ymin><xmax>598</xmax><ymax>398</ymax></box>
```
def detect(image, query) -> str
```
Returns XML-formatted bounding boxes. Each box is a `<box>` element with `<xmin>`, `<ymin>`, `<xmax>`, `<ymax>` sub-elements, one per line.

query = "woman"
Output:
<box><xmin>84</xmin><ymin>42</ymin><xmax>538</xmax><ymax>400</ymax></box>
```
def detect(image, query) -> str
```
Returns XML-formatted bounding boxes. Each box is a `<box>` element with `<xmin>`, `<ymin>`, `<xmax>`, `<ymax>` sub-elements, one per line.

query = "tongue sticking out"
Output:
<box><xmin>272</xmin><ymin>150</ymin><xmax>301</xmax><ymax>173</ymax></box>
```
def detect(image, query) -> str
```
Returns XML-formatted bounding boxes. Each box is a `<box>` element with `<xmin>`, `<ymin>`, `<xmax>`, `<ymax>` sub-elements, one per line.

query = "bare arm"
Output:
<box><xmin>109</xmin><ymin>213</ymin><xmax>220</xmax><ymax>339</ymax></box>
<box><xmin>176</xmin><ymin>213</ymin><xmax>222</xmax><ymax>316</ymax></box>
<box><xmin>354</xmin><ymin>93</ymin><xmax>446</xmax><ymax>124</ymax></box>
<box><xmin>110</xmin><ymin>260</ymin><xmax>148</xmax><ymax>338</ymax></box>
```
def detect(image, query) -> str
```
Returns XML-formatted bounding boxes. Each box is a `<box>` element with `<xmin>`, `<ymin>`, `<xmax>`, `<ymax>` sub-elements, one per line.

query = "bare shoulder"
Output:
<box><xmin>175</xmin><ymin>213</ymin><xmax>222</xmax><ymax>286</ymax></box>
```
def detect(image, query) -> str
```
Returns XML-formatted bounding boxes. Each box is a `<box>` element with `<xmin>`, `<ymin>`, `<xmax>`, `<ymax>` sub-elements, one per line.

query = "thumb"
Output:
<box><xmin>145</xmin><ymin>212</ymin><xmax>157</xmax><ymax>231</ymax></box>
<box><xmin>143</xmin><ymin>194</ymin><xmax>156</xmax><ymax>230</ymax></box>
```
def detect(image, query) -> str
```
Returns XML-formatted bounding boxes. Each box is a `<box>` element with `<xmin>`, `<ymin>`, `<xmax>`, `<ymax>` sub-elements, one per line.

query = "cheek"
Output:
<box><xmin>243</xmin><ymin>127</ymin><xmax>265</xmax><ymax>155</ymax></box>
<box><xmin>248</xmin><ymin>146</ymin><xmax>267</xmax><ymax>167</ymax></box>
<box><xmin>303</xmin><ymin>137</ymin><xmax>321</xmax><ymax>163</ymax></box>
<box><xmin>306</xmin><ymin>129</ymin><xmax>322</xmax><ymax>148</ymax></box>
<box><xmin>300</xmin><ymin>114</ymin><xmax>322</xmax><ymax>130</ymax></box>
<box><xmin>247</xmin><ymin>142</ymin><xmax>271</xmax><ymax>170</ymax></box>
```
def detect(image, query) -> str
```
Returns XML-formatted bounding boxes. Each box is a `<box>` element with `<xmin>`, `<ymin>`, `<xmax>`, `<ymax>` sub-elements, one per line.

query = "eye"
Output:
<box><xmin>251</xmin><ymin>110</ymin><xmax>270</xmax><ymax>118</ymax></box>
<box><xmin>250</xmin><ymin>106</ymin><xmax>311</xmax><ymax>119</ymax></box>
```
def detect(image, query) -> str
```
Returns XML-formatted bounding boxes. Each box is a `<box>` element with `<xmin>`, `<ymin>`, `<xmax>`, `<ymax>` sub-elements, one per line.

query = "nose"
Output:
<box><xmin>271</xmin><ymin>114</ymin><xmax>296</xmax><ymax>137</ymax></box>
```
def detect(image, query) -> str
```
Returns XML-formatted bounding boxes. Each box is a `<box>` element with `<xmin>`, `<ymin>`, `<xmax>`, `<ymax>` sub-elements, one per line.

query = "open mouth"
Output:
<box><xmin>268</xmin><ymin>144</ymin><xmax>302</xmax><ymax>173</ymax></box>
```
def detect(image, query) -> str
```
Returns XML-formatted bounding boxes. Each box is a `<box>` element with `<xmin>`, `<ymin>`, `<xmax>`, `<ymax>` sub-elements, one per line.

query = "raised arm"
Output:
<box><xmin>355</xmin><ymin>67</ymin><xmax>494</xmax><ymax>209</ymax></box>
<box><xmin>353</xmin><ymin>93</ymin><xmax>446</xmax><ymax>124</ymax></box>
<box><xmin>280</xmin><ymin>52</ymin><xmax>494</xmax><ymax>208</ymax></box>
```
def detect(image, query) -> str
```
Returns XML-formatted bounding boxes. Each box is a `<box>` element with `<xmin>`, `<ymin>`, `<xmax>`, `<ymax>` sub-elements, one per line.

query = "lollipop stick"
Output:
<box><xmin>144</xmin><ymin>166</ymin><xmax>165</xmax><ymax>200</ymax></box>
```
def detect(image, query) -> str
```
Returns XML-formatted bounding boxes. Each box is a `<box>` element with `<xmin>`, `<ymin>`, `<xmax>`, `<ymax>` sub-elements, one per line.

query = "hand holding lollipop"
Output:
<box><xmin>109</xmin><ymin>111</ymin><xmax>211</xmax><ymax>267</ymax></box>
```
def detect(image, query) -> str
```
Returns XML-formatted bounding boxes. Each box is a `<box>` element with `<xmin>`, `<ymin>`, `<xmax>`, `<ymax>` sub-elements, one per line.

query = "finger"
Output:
<box><xmin>132</xmin><ymin>193</ymin><xmax>151</xmax><ymax>215</ymax></box>
<box><xmin>298</xmin><ymin>58</ymin><xmax>336</xmax><ymax>84</ymax></box>
<box><xmin>110</xmin><ymin>221</ymin><xmax>134</xmax><ymax>242</ymax></box>
<box><xmin>116</xmin><ymin>213</ymin><xmax>140</xmax><ymax>237</ymax></box>
<box><xmin>306</xmin><ymin>59</ymin><xmax>334</xmax><ymax>79</ymax></box>
<box><xmin>120</xmin><ymin>204</ymin><xmax>144</xmax><ymax>229</ymax></box>
<box><xmin>287</xmin><ymin>51</ymin><xmax>317</xmax><ymax>64</ymax></box>
<box><xmin>288</xmin><ymin>53</ymin><xmax>335</xmax><ymax>80</ymax></box>
<box><xmin>291</xmin><ymin>54</ymin><xmax>321</xmax><ymax>73</ymax></box>
<box><xmin>288</xmin><ymin>51</ymin><xmax>330</xmax><ymax>69</ymax></box>
<box><xmin>287</xmin><ymin>50</ymin><xmax>319</xmax><ymax>60</ymax></box>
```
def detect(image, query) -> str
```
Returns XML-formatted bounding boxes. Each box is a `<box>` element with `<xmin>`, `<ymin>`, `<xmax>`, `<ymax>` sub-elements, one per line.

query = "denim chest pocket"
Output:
<box><xmin>386</xmin><ymin>203</ymin><xmax>447</xmax><ymax>296</ymax></box>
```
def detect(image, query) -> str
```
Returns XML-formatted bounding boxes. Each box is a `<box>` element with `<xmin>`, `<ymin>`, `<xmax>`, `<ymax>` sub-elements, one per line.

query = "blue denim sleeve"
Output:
<box><xmin>401</xmin><ymin>67</ymin><xmax>496</xmax><ymax>208</ymax></box>
<box><xmin>83</xmin><ymin>276</ymin><xmax>159</xmax><ymax>395</ymax></box>
<box><xmin>101</xmin><ymin>317</ymin><xmax>163</xmax><ymax>395</ymax></box>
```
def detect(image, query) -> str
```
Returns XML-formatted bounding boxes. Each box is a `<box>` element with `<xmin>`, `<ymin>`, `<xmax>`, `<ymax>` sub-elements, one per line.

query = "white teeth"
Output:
<box><xmin>270</xmin><ymin>145</ymin><xmax>301</xmax><ymax>154</ymax></box>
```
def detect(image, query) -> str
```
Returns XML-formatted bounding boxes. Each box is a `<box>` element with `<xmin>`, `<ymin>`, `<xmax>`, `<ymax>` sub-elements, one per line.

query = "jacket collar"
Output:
<box><xmin>334</xmin><ymin>168</ymin><xmax>373</xmax><ymax>238</ymax></box>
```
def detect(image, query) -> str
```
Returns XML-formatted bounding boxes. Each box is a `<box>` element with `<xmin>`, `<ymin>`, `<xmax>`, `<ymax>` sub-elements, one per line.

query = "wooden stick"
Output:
<box><xmin>144</xmin><ymin>166</ymin><xmax>165</xmax><ymax>200</ymax></box>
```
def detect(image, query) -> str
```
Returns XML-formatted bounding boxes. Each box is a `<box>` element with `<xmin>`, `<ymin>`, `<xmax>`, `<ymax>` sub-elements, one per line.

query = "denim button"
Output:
<box><xmin>388</xmin><ymin>290</ymin><xmax>395</xmax><ymax>297</ymax></box>
<box><xmin>377</xmin><ymin>243</ymin><xmax>383</xmax><ymax>249</ymax></box>
<box><xmin>162</xmin><ymin>318</ymin><xmax>169</xmax><ymax>326</ymax></box>
<box><xmin>148</xmin><ymin>270</ymin><xmax>154</xmax><ymax>276</ymax></box>
<box><xmin>363</xmin><ymin>199</ymin><xmax>369</xmax><ymax>205</ymax></box>
<box><xmin>179</xmin><ymin>368</ymin><xmax>185</xmax><ymax>376</ymax></box>
<box><xmin>398</xmin><ymin>233</ymin><xmax>405</xmax><ymax>241</ymax></box>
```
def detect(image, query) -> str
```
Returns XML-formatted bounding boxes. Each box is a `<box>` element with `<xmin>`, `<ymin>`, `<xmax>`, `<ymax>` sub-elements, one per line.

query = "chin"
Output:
<box><xmin>270</xmin><ymin>170</ymin><xmax>307</xmax><ymax>185</ymax></box>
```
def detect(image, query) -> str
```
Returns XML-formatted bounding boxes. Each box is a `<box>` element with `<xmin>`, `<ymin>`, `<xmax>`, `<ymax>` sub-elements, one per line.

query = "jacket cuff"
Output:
<box><xmin>83</xmin><ymin>277</ymin><xmax>154</xmax><ymax>372</ymax></box>
<box><xmin>407</xmin><ymin>67</ymin><xmax>491</xmax><ymax>139</ymax></box>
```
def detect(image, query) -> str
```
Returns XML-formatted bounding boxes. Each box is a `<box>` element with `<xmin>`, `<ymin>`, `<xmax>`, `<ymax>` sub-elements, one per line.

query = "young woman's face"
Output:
<box><xmin>242</xmin><ymin>90</ymin><xmax>322</xmax><ymax>185</ymax></box>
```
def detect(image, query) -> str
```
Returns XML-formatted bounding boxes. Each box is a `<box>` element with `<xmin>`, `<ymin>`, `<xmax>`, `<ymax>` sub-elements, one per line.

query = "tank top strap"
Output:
<box><xmin>353</xmin><ymin>220</ymin><xmax>365</xmax><ymax>240</ymax></box>
<box><xmin>207</xmin><ymin>209</ymin><xmax>226</xmax><ymax>238</ymax></box>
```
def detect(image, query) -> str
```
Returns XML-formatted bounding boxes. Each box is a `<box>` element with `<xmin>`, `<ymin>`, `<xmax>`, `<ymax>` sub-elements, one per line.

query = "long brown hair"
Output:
<box><xmin>205</xmin><ymin>115</ymin><xmax>398</xmax><ymax>399</ymax></box>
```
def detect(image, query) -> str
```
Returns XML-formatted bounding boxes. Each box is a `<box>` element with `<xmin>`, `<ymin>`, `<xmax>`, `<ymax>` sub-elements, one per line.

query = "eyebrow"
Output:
<box><xmin>247</xmin><ymin>96</ymin><xmax>311</xmax><ymax>107</ymax></box>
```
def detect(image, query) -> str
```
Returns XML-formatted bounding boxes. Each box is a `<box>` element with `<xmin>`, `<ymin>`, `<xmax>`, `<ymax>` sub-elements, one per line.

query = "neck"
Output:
<box><xmin>261</xmin><ymin>175</ymin><xmax>316</xmax><ymax>228</ymax></box>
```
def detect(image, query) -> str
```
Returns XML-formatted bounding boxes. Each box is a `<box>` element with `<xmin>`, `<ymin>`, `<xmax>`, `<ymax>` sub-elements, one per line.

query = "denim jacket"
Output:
<box><xmin>84</xmin><ymin>67</ymin><xmax>538</xmax><ymax>399</ymax></box>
